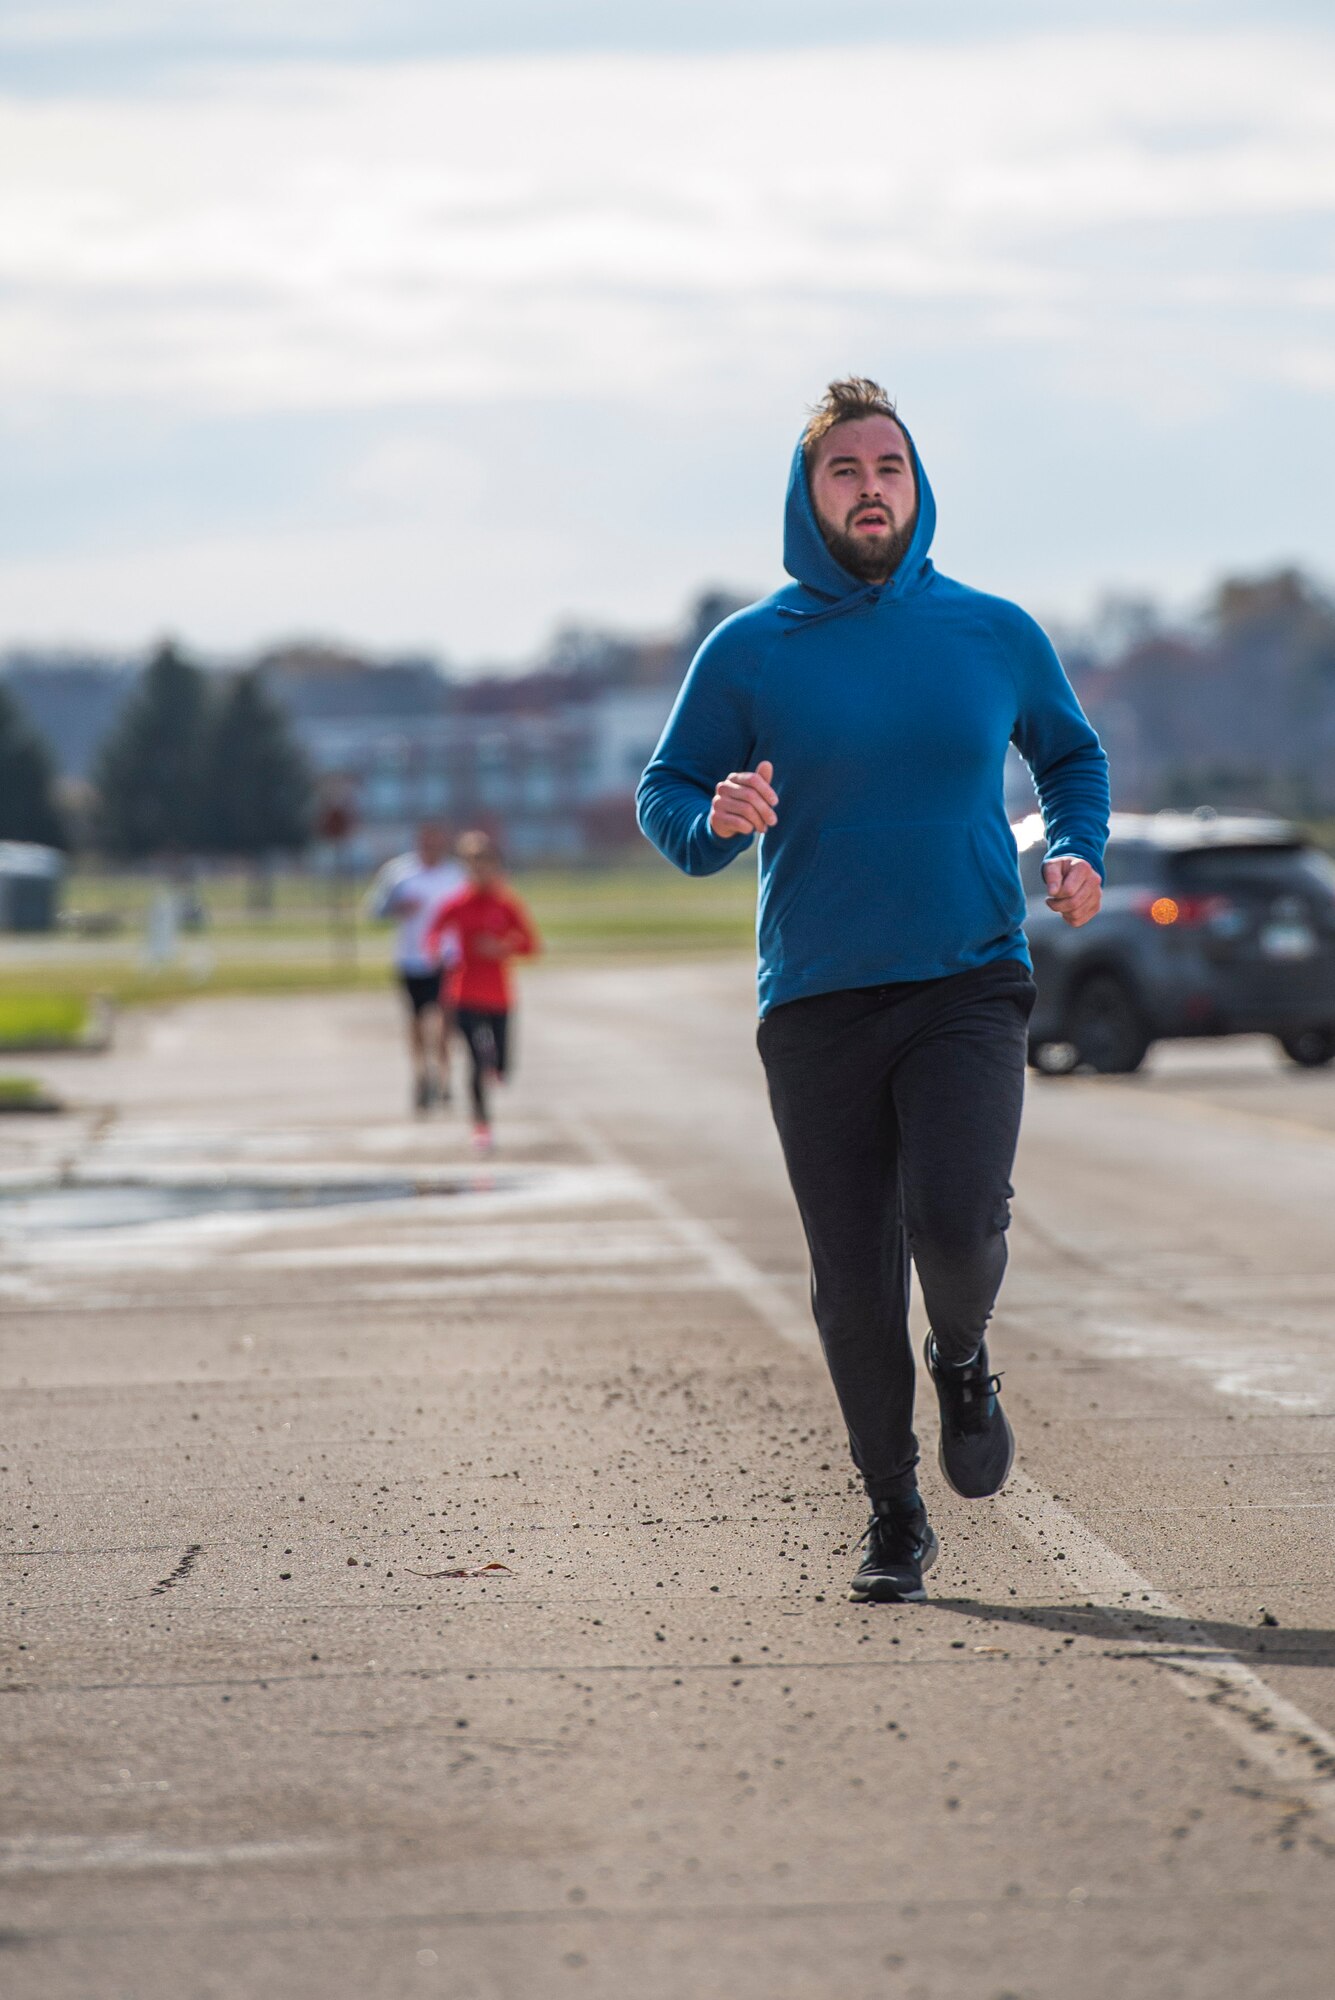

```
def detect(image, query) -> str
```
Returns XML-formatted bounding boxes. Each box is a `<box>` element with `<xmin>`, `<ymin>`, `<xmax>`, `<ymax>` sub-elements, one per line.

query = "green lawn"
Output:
<box><xmin>522</xmin><ymin>861</ymin><xmax>757</xmax><ymax>950</ymax></box>
<box><xmin>0</xmin><ymin>992</ymin><xmax>90</xmax><ymax>1046</ymax></box>
<box><xmin>58</xmin><ymin>856</ymin><xmax>759</xmax><ymax>947</ymax></box>
<box><xmin>0</xmin><ymin>1074</ymin><xmax>49</xmax><ymax>1103</ymax></box>
<box><xmin>0</xmin><ymin>859</ymin><xmax>760</xmax><ymax>1017</ymax></box>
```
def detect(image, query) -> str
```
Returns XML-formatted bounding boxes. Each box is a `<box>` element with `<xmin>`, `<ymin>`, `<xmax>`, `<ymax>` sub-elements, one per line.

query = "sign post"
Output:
<box><xmin>316</xmin><ymin>792</ymin><xmax>358</xmax><ymax>968</ymax></box>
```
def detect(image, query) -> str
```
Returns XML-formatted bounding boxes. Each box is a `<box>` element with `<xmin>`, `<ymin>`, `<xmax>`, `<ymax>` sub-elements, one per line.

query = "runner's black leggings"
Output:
<box><xmin>757</xmin><ymin>959</ymin><xmax>1036</xmax><ymax>1503</ymax></box>
<box><xmin>455</xmin><ymin>1008</ymin><xmax>510</xmax><ymax>1124</ymax></box>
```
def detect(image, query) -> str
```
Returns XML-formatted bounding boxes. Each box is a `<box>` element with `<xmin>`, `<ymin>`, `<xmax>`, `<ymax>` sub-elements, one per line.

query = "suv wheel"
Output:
<box><xmin>1067</xmin><ymin>974</ymin><xmax>1151</xmax><ymax>1074</ymax></box>
<box><xmin>1278</xmin><ymin>1027</ymin><xmax>1335</xmax><ymax>1069</ymax></box>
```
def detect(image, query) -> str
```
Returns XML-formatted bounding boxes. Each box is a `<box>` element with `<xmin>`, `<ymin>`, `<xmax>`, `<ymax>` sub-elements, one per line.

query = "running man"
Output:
<box><xmin>366</xmin><ymin>821</ymin><xmax>465</xmax><ymax>1113</ymax></box>
<box><xmin>422</xmin><ymin>832</ymin><xmax>540</xmax><ymax>1155</ymax></box>
<box><xmin>637</xmin><ymin>378</ymin><xmax>1109</xmax><ymax>1604</ymax></box>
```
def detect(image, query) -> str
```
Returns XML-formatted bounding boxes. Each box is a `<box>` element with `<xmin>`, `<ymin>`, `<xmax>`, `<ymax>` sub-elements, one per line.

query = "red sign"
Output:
<box><xmin>317</xmin><ymin>799</ymin><xmax>356</xmax><ymax>842</ymax></box>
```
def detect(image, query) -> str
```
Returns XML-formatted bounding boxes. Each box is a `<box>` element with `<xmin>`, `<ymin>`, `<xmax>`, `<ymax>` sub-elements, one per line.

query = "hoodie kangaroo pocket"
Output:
<box><xmin>773</xmin><ymin>819</ymin><xmax>1020</xmax><ymax>977</ymax></box>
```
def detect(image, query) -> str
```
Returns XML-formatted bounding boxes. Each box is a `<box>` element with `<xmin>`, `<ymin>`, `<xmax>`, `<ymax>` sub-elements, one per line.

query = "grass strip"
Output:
<box><xmin>2</xmin><ymin>863</ymin><xmax>758</xmax><ymax>1014</ymax></box>
<box><xmin>0</xmin><ymin>993</ymin><xmax>89</xmax><ymax>1045</ymax></box>
<box><xmin>0</xmin><ymin>1075</ymin><xmax>47</xmax><ymax>1104</ymax></box>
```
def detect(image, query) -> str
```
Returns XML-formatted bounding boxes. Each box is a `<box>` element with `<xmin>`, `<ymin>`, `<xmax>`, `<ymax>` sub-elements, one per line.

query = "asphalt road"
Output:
<box><xmin>3</xmin><ymin>962</ymin><xmax>1334</xmax><ymax>2000</ymax></box>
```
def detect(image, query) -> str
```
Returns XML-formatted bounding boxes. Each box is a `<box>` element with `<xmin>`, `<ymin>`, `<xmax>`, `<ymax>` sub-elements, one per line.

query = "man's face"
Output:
<box><xmin>417</xmin><ymin>823</ymin><xmax>449</xmax><ymax>867</ymax></box>
<box><xmin>808</xmin><ymin>415</ymin><xmax>918</xmax><ymax>583</ymax></box>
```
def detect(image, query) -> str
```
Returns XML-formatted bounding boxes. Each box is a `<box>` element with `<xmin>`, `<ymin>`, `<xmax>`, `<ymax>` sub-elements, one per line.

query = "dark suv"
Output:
<box><xmin>1017</xmin><ymin>811</ymin><xmax>1335</xmax><ymax>1074</ymax></box>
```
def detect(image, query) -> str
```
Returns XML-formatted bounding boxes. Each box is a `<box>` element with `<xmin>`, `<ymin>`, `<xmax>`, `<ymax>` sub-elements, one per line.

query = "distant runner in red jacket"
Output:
<box><xmin>422</xmin><ymin>832</ymin><xmax>540</xmax><ymax>1153</ymax></box>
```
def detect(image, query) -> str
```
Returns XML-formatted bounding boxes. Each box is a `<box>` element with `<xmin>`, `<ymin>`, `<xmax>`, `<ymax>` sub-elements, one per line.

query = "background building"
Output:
<box><xmin>5</xmin><ymin>573</ymin><xmax>1334</xmax><ymax>866</ymax></box>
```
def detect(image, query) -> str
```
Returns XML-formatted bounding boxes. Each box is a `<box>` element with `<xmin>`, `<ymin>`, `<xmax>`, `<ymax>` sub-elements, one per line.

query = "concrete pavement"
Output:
<box><xmin>3</xmin><ymin>963</ymin><xmax>1334</xmax><ymax>1998</ymax></box>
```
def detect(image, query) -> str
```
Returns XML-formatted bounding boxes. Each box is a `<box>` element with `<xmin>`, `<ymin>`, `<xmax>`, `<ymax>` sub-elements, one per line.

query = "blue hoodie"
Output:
<box><xmin>636</xmin><ymin>422</ymin><xmax>1110</xmax><ymax>1016</ymax></box>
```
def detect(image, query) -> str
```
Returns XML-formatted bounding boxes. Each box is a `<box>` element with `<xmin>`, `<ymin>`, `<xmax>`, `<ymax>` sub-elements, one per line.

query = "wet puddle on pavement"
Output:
<box><xmin>0</xmin><ymin>1176</ymin><xmax>509</xmax><ymax>1234</ymax></box>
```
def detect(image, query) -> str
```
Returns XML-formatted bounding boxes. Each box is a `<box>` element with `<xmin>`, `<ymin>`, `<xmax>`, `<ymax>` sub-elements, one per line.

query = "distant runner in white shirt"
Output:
<box><xmin>367</xmin><ymin>821</ymin><xmax>466</xmax><ymax>1113</ymax></box>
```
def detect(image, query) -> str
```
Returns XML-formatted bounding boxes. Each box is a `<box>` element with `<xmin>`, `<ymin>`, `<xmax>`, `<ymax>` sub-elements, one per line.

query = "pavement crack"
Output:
<box><xmin>150</xmin><ymin>1544</ymin><xmax>203</xmax><ymax>1597</ymax></box>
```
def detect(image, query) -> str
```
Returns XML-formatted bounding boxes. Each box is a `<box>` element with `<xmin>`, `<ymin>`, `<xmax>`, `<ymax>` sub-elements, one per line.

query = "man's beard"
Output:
<box><xmin>822</xmin><ymin>506</ymin><xmax>918</xmax><ymax>584</ymax></box>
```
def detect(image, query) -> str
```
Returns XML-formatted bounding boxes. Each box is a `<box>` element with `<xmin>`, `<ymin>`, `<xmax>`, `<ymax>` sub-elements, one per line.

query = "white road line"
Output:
<box><xmin>0</xmin><ymin>1833</ymin><xmax>337</xmax><ymax>1876</ymax></box>
<box><xmin>562</xmin><ymin>1112</ymin><xmax>1335</xmax><ymax>1835</ymax></box>
<box><xmin>559</xmin><ymin>1114</ymin><xmax>815</xmax><ymax>1349</ymax></box>
<box><xmin>1000</xmin><ymin>1476</ymin><xmax>1335</xmax><ymax>1833</ymax></box>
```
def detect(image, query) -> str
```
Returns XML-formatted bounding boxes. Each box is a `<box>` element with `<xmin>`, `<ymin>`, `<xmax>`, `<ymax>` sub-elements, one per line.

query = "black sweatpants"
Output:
<box><xmin>757</xmin><ymin>958</ymin><xmax>1036</xmax><ymax>1502</ymax></box>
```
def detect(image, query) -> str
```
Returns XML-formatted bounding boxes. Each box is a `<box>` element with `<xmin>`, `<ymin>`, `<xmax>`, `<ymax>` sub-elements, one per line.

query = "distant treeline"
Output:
<box><xmin>0</xmin><ymin>644</ymin><xmax>310</xmax><ymax>861</ymax></box>
<box><xmin>1067</xmin><ymin>569</ymin><xmax>1335</xmax><ymax>819</ymax></box>
<box><xmin>2</xmin><ymin>571</ymin><xmax>1333</xmax><ymax>856</ymax></box>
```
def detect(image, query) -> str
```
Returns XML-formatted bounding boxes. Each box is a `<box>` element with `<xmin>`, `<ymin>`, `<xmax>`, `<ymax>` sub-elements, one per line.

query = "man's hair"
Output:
<box><xmin>802</xmin><ymin>377</ymin><xmax>903</xmax><ymax>468</ymax></box>
<box><xmin>457</xmin><ymin>829</ymin><xmax>500</xmax><ymax>865</ymax></box>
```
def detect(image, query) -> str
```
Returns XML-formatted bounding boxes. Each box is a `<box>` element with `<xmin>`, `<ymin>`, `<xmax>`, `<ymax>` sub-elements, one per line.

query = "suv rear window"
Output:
<box><xmin>1169</xmin><ymin>844</ymin><xmax>1334</xmax><ymax>895</ymax></box>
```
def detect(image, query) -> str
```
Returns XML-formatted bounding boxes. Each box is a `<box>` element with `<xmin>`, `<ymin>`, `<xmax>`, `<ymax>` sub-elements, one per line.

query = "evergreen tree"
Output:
<box><xmin>93</xmin><ymin>641</ymin><xmax>210</xmax><ymax>860</ymax></box>
<box><xmin>199</xmin><ymin>669</ymin><xmax>312</xmax><ymax>861</ymax></box>
<box><xmin>0</xmin><ymin>682</ymin><xmax>65</xmax><ymax>847</ymax></box>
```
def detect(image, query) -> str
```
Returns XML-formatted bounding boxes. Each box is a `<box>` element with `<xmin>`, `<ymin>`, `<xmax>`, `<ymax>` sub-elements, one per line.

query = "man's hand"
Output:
<box><xmin>710</xmin><ymin>759</ymin><xmax>777</xmax><ymax>840</ymax></box>
<box><xmin>1042</xmin><ymin>856</ymin><xmax>1102</xmax><ymax>927</ymax></box>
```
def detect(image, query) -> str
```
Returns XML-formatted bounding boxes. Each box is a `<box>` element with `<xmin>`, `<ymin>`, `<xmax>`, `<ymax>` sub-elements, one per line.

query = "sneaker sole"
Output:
<box><xmin>847</xmin><ymin>1526</ymin><xmax>939</xmax><ymax>1604</ymax></box>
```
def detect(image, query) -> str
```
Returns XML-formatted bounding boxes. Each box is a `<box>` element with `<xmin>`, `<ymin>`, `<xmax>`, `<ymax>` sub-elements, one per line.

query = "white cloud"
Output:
<box><xmin>1</xmin><ymin>22</ymin><xmax>1332</xmax><ymax>656</ymax></box>
<box><xmin>0</xmin><ymin>1</ymin><xmax>382</xmax><ymax>47</ymax></box>
<box><xmin>0</xmin><ymin>486</ymin><xmax>697</xmax><ymax>661</ymax></box>
<box><xmin>0</xmin><ymin>30</ymin><xmax>1331</xmax><ymax>418</ymax></box>
<box><xmin>1279</xmin><ymin>344</ymin><xmax>1335</xmax><ymax>391</ymax></box>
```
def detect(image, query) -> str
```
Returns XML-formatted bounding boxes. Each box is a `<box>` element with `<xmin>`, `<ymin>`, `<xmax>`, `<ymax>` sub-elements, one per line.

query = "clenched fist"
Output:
<box><xmin>1042</xmin><ymin>856</ymin><xmax>1102</xmax><ymax>928</ymax></box>
<box><xmin>710</xmin><ymin>760</ymin><xmax>777</xmax><ymax>840</ymax></box>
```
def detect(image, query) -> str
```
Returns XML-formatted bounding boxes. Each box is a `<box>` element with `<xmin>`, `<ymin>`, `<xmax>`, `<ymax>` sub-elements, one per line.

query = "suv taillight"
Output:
<box><xmin>1133</xmin><ymin>893</ymin><xmax>1233</xmax><ymax>928</ymax></box>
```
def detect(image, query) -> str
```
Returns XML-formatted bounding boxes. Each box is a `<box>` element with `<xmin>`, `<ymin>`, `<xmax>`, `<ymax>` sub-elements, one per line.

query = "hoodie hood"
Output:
<box><xmin>781</xmin><ymin>418</ymin><xmax>937</xmax><ymax>619</ymax></box>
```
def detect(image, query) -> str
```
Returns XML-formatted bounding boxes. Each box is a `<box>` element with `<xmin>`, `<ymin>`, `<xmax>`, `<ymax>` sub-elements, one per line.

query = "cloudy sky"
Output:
<box><xmin>1</xmin><ymin>1</ymin><xmax>1332</xmax><ymax>665</ymax></box>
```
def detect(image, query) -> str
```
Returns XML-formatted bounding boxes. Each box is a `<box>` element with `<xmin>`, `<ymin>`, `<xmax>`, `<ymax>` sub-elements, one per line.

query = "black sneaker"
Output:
<box><xmin>413</xmin><ymin>1074</ymin><xmax>431</xmax><ymax>1114</ymax></box>
<box><xmin>848</xmin><ymin>1493</ymin><xmax>939</xmax><ymax>1603</ymax></box>
<box><xmin>924</xmin><ymin>1332</ymin><xmax>1015</xmax><ymax>1499</ymax></box>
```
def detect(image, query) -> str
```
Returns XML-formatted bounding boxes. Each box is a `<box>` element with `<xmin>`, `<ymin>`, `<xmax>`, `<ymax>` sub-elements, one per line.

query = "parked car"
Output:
<box><xmin>1017</xmin><ymin>810</ymin><xmax>1335</xmax><ymax>1074</ymax></box>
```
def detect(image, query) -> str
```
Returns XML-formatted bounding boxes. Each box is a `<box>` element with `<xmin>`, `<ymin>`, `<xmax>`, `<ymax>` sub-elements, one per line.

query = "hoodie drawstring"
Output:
<box><xmin>776</xmin><ymin>582</ymin><xmax>882</xmax><ymax>634</ymax></box>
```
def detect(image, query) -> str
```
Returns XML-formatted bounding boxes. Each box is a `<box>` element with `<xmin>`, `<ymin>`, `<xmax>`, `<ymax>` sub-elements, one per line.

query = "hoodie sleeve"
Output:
<box><xmin>636</xmin><ymin>618</ymin><xmax>760</xmax><ymax>876</ymax></box>
<box><xmin>1007</xmin><ymin>617</ymin><xmax>1110</xmax><ymax>878</ymax></box>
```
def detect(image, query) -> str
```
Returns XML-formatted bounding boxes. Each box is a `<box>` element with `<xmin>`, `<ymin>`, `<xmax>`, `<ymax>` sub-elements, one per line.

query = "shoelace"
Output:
<box><xmin>856</xmin><ymin>1507</ymin><xmax>924</xmax><ymax>1561</ymax></box>
<box><xmin>947</xmin><ymin>1368</ymin><xmax>1005</xmax><ymax>1433</ymax></box>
